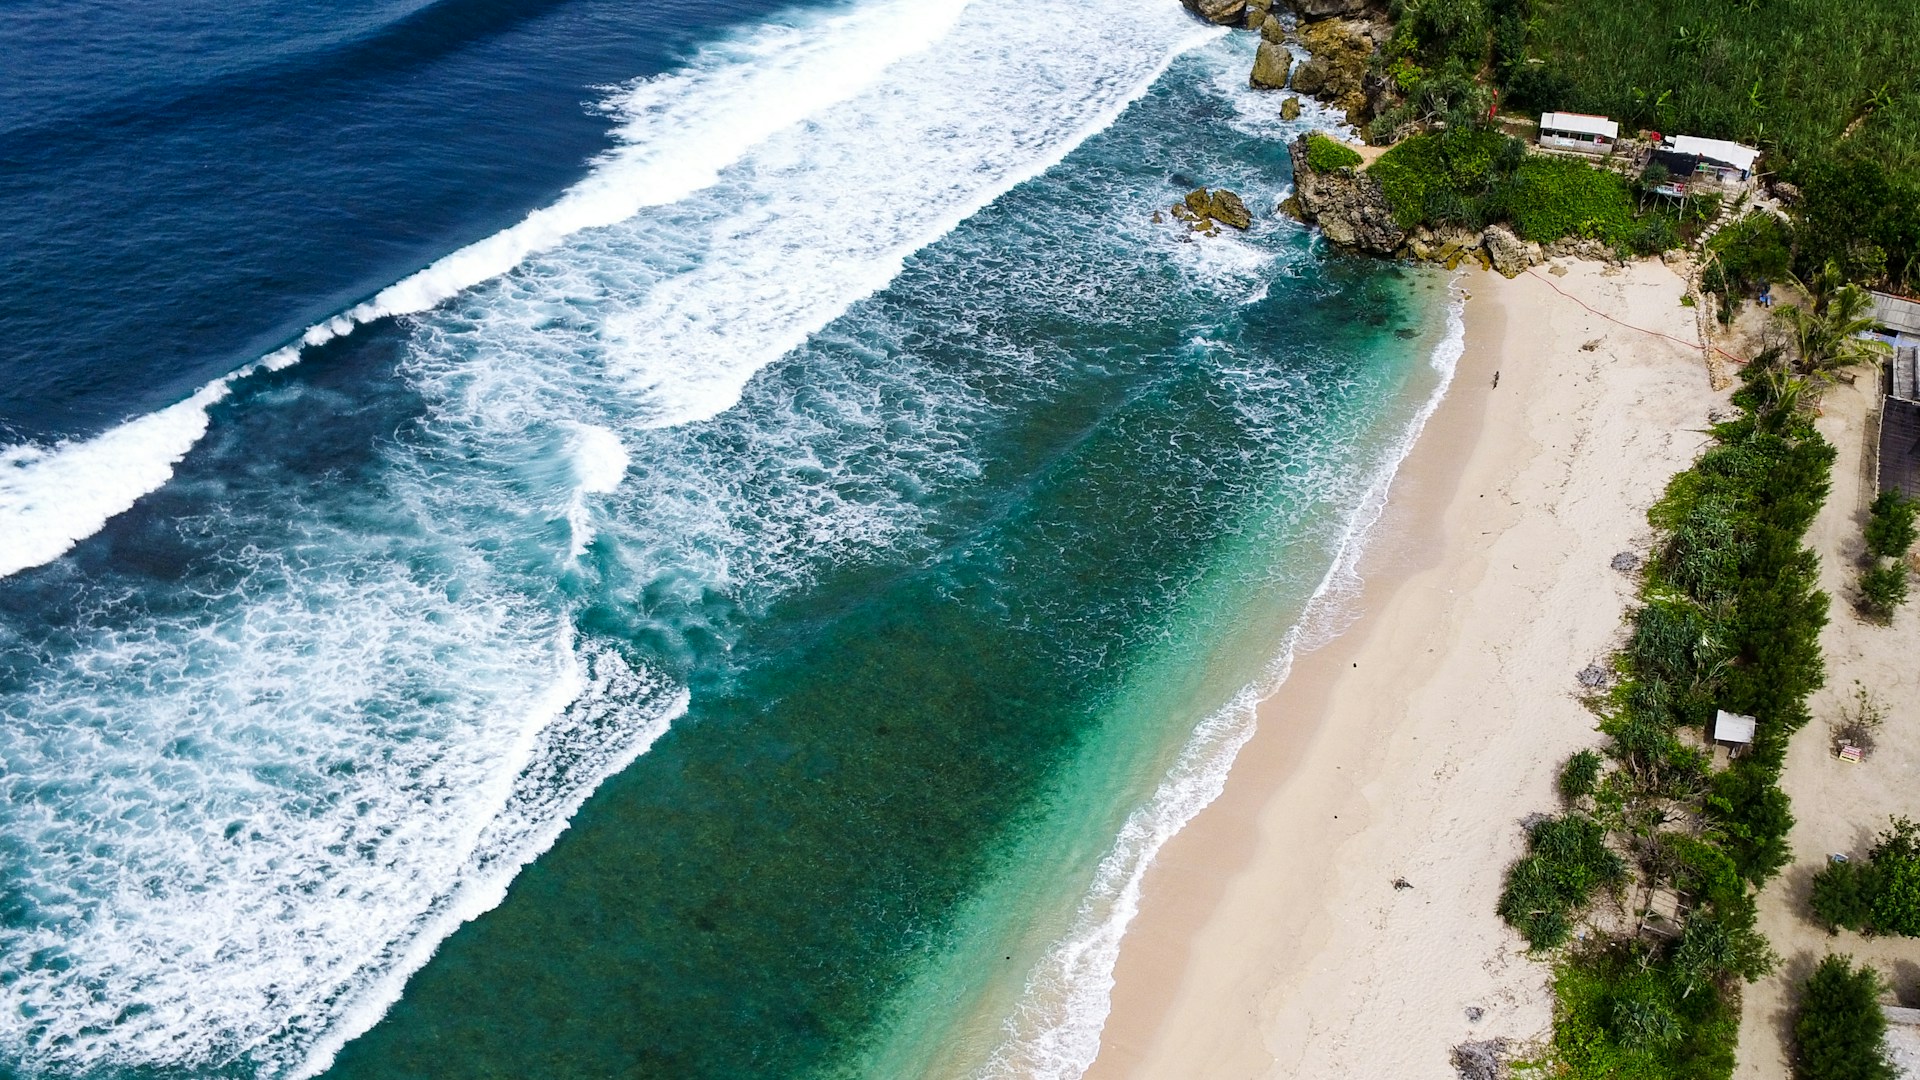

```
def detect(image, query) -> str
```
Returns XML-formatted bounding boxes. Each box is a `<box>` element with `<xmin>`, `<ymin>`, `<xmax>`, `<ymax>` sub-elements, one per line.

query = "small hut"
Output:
<box><xmin>1713</xmin><ymin>710</ymin><xmax>1757</xmax><ymax>754</ymax></box>
<box><xmin>1667</xmin><ymin>136</ymin><xmax>1761</xmax><ymax>187</ymax></box>
<box><xmin>1538</xmin><ymin>112</ymin><xmax>1619</xmax><ymax>155</ymax></box>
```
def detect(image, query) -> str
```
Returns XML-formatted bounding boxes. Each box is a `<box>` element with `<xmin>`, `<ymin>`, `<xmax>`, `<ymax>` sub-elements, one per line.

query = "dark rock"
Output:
<box><xmin>1189</xmin><ymin>0</ymin><xmax>1250</xmax><ymax>25</ymax></box>
<box><xmin>1250</xmin><ymin>41</ymin><xmax>1294</xmax><ymax>89</ymax></box>
<box><xmin>1280</xmin><ymin>95</ymin><xmax>1302</xmax><ymax>121</ymax></box>
<box><xmin>1288</xmin><ymin>0</ymin><xmax>1375</xmax><ymax>18</ymax></box>
<box><xmin>1772</xmin><ymin>180</ymin><xmax>1802</xmax><ymax>204</ymax></box>
<box><xmin>1610</xmin><ymin>551</ymin><xmax>1641</xmax><ymax>572</ymax></box>
<box><xmin>1179</xmin><ymin>188</ymin><xmax>1253</xmax><ymax>231</ymax></box>
<box><xmin>1465</xmin><ymin>1006</ymin><xmax>1485</xmax><ymax>1023</ymax></box>
<box><xmin>1577</xmin><ymin>664</ymin><xmax>1612</xmax><ymax>689</ymax></box>
<box><xmin>1452</xmin><ymin>1038</ymin><xmax>1509</xmax><ymax>1080</ymax></box>
<box><xmin>1287</xmin><ymin>134</ymin><xmax>1404</xmax><ymax>254</ymax></box>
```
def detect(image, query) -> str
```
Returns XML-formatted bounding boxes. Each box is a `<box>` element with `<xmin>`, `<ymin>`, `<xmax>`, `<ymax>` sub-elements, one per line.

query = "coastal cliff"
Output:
<box><xmin>1284</xmin><ymin>134</ymin><xmax>1403</xmax><ymax>254</ymax></box>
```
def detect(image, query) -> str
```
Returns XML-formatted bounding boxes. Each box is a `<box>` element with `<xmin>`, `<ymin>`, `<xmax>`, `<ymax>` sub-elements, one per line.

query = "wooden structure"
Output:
<box><xmin>1880</xmin><ymin>348</ymin><xmax>1920</xmax><ymax>501</ymax></box>
<box><xmin>1538</xmin><ymin>112</ymin><xmax>1619</xmax><ymax>155</ymax></box>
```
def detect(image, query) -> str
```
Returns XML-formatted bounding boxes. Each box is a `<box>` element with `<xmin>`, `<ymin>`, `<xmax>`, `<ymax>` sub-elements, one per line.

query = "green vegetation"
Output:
<box><xmin>1857</xmin><ymin>563</ymin><xmax>1909</xmax><ymax>618</ymax></box>
<box><xmin>1491</xmin><ymin>0</ymin><xmax>1920</xmax><ymax>291</ymax></box>
<box><xmin>1810</xmin><ymin>818</ymin><xmax>1920</xmax><ymax>936</ymax></box>
<box><xmin>1794</xmin><ymin>955</ymin><xmax>1897</xmax><ymax>1080</ymax></box>
<box><xmin>1366</xmin><ymin>126</ymin><xmax>1676</xmax><ymax>252</ymax></box>
<box><xmin>1560</xmin><ymin>748</ymin><xmax>1604</xmax><ymax>801</ymax></box>
<box><xmin>1498</xmin><ymin>813</ymin><xmax>1626</xmax><ymax>949</ymax></box>
<box><xmin>1496</xmin><ymin>361</ymin><xmax>1833</xmax><ymax>1077</ymax></box>
<box><xmin>1857</xmin><ymin>488</ymin><xmax>1915</xmax><ymax>617</ymax></box>
<box><xmin>1551</xmin><ymin>940</ymin><xmax>1744</xmax><ymax>1080</ymax></box>
<box><xmin>1700</xmin><ymin>214</ymin><xmax>1792</xmax><ymax>324</ymax></box>
<box><xmin>1304</xmin><ymin>132</ymin><xmax>1363</xmax><ymax>173</ymax></box>
<box><xmin>1864</xmin><ymin>491</ymin><xmax>1917</xmax><ymax>561</ymax></box>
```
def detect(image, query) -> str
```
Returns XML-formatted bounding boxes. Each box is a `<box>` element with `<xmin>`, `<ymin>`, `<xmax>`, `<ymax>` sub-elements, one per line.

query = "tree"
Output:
<box><xmin>1794</xmin><ymin>954</ymin><xmax>1896</xmax><ymax>1080</ymax></box>
<box><xmin>1864</xmin><ymin>491</ymin><xmax>1918</xmax><ymax>560</ymax></box>
<box><xmin>1857</xmin><ymin>563</ymin><xmax>1909</xmax><ymax>618</ymax></box>
<box><xmin>1774</xmin><ymin>284</ymin><xmax>1893</xmax><ymax>383</ymax></box>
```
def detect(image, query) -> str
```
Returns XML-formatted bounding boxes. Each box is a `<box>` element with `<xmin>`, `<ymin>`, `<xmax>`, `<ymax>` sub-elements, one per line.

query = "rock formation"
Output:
<box><xmin>1480</xmin><ymin>225</ymin><xmax>1533</xmax><ymax>278</ymax></box>
<box><xmin>1280</xmin><ymin>95</ymin><xmax>1302</xmax><ymax>120</ymax></box>
<box><xmin>1185</xmin><ymin>0</ymin><xmax>1250</xmax><ymax>26</ymax></box>
<box><xmin>1290</xmin><ymin>19</ymin><xmax>1379</xmax><ymax>120</ymax></box>
<box><xmin>1173</xmin><ymin>188</ymin><xmax>1254</xmax><ymax>232</ymax></box>
<box><xmin>1284</xmin><ymin>134</ymin><xmax>1403</xmax><ymax>254</ymax></box>
<box><xmin>1288</xmin><ymin>0</ymin><xmax>1378</xmax><ymax>18</ymax></box>
<box><xmin>1250</xmin><ymin>41</ymin><xmax>1293</xmax><ymax>89</ymax></box>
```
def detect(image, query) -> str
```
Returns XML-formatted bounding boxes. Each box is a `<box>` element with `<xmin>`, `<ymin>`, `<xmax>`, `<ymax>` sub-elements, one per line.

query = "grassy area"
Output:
<box><xmin>1519</xmin><ymin>0</ymin><xmax>1920</xmax><ymax>189</ymax></box>
<box><xmin>1365</xmin><ymin>126</ymin><xmax>1686</xmax><ymax>252</ymax></box>
<box><xmin>1507</xmin><ymin>0</ymin><xmax>1920</xmax><ymax>288</ymax></box>
<box><xmin>1495</xmin><ymin>360</ymin><xmax>1836</xmax><ymax>1078</ymax></box>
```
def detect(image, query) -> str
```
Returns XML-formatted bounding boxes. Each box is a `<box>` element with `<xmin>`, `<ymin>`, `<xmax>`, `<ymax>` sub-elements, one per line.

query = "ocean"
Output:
<box><xmin>0</xmin><ymin>2</ymin><xmax>1458</xmax><ymax>1077</ymax></box>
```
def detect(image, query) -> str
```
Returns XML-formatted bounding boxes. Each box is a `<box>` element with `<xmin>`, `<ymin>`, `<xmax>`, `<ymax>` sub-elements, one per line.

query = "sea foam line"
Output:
<box><xmin>976</xmin><ymin>282</ymin><xmax>1467</xmax><ymax>1080</ymax></box>
<box><xmin>0</xmin><ymin>0</ymin><xmax>966</xmax><ymax>582</ymax></box>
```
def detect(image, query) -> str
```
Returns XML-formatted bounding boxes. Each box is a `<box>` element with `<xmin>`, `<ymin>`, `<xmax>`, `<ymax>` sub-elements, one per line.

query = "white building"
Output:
<box><xmin>1539</xmin><ymin>112</ymin><xmax>1619</xmax><ymax>154</ymax></box>
<box><xmin>1667</xmin><ymin>135</ymin><xmax>1762</xmax><ymax>184</ymax></box>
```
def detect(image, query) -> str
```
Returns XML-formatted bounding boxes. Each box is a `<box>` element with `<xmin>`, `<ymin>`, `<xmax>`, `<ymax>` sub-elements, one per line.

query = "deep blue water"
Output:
<box><xmin>0</xmin><ymin>3</ymin><xmax>1458</xmax><ymax>1078</ymax></box>
<box><xmin>0</xmin><ymin>0</ymin><xmax>803</xmax><ymax>439</ymax></box>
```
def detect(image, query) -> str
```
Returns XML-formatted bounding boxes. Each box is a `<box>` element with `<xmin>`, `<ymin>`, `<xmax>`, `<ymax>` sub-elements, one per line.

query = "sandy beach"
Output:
<box><xmin>1085</xmin><ymin>258</ymin><xmax>1730</xmax><ymax>1077</ymax></box>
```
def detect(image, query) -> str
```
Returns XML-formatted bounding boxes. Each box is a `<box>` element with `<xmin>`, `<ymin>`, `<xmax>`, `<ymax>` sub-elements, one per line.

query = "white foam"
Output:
<box><xmin>976</xmin><ymin>284</ymin><xmax>1466</xmax><ymax>1080</ymax></box>
<box><xmin>0</xmin><ymin>380</ymin><xmax>229</xmax><ymax>577</ymax></box>
<box><xmin>0</xmin><ymin>0</ymin><xmax>1253</xmax><ymax>1074</ymax></box>
<box><xmin>0</xmin><ymin>0</ymin><xmax>966</xmax><ymax>583</ymax></box>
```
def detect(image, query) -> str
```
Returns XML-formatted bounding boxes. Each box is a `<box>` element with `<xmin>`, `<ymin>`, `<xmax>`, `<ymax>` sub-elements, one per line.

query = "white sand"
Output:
<box><xmin>1084</xmin><ymin>259</ymin><xmax>1729</xmax><ymax>1078</ymax></box>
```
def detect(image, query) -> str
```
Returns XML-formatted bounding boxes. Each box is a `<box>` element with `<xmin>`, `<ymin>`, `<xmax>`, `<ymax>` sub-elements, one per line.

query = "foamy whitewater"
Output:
<box><xmin>976</xmin><ymin>288</ymin><xmax>1464</xmax><ymax>1080</ymax></box>
<box><xmin>0</xmin><ymin>0</ymin><xmax>1247</xmax><ymax>1074</ymax></box>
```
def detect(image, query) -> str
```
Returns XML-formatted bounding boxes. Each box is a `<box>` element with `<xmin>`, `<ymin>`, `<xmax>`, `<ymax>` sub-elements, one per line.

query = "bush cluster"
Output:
<box><xmin>1794</xmin><ymin>954</ymin><xmax>1897</xmax><ymax>1080</ymax></box>
<box><xmin>1497</xmin><ymin>813</ymin><xmax>1626</xmax><ymax>950</ymax></box>
<box><xmin>1810</xmin><ymin>818</ymin><xmax>1920</xmax><ymax>937</ymax></box>
<box><xmin>1304</xmin><ymin>133</ymin><xmax>1363</xmax><ymax>173</ymax></box>
<box><xmin>1366</xmin><ymin>127</ymin><xmax>1674</xmax><ymax>253</ymax></box>
<box><xmin>1856</xmin><ymin>491</ymin><xmax>1915</xmax><ymax>618</ymax></box>
<box><xmin>1498</xmin><ymin>378</ymin><xmax>1830</xmax><ymax>1079</ymax></box>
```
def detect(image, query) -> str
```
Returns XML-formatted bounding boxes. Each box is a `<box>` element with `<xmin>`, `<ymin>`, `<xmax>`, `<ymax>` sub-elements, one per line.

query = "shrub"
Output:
<box><xmin>1810</xmin><ymin>861</ymin><xmax>1876</xmax><ymax>934</ymax></box>
<box><xmin>1864</xmin><ymin>491</ymin><xmax>1917</xmax><ymax>560</ymax></box>
<box><xmin>1794</xmin><ymin>954</ymin><xmax>1896</xmax><ymax>1080</ymax></box>
<box><xmin>1857</xmin><ymin>563</ymin><xmax>1909</xmax><ymax>618</ymax></box>
<box><xmin>1504</xmin><ymin>157</ymin><xmax>1640</xmax><ymax>247</ymax></box>
<box><xmin>1304</xmin><ymin>133</ymin><xmax>1363</xmax><ymax>173</ymax></box>
<box><xmin>1499</xmin><ymin>814</ymin><xmax>1626</xmax><ymax>950</ymax></box>
<box><xmin>1560</xmin><ymin>749</ymin><xmax>1604</xmax><ymax>800</ymax></box>
<box><xmin>1867</xmin><ymin>818</ymin><xmax>1920</xmax><ymax>936</ymax></box>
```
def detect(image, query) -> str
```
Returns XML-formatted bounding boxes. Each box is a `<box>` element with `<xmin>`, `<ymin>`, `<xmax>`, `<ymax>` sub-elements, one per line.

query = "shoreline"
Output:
<box><xmin>1084</xmin><ymin>259</ymin><xmax>1729</xmax><ymax>1077</ymax></box>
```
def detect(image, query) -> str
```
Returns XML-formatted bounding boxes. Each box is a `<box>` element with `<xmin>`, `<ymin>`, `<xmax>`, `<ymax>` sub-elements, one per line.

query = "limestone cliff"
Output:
<box><xmin>1284</xmin><ymin>134</ymin><xmax>1404</xmax><ymax>254</ymax></box>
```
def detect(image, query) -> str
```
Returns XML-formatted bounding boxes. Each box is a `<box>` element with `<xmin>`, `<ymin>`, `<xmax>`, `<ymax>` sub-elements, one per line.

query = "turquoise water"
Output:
<box><xmin>0</xmin><ymin>7</ymin><xmax>1455</xmax><ymax>1079</ymax></box>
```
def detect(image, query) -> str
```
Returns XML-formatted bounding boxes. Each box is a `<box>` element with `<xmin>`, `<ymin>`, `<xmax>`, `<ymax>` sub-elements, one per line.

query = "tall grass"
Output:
<box><xmin>1525</xmin><ymin>0</ymin><xmax>1920</xmax><ymax>185</ymax></box>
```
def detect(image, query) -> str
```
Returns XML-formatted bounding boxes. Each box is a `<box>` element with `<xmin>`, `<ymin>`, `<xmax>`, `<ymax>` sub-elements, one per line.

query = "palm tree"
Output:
<box><xmin>1773</xmin><ymin>283</ymin><xmax>1891</xmax><ymax>382</ymax></box>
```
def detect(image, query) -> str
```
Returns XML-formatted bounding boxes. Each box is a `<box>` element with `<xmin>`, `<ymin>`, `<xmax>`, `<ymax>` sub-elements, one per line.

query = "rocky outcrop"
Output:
<box><xmin>1186</xmin><ymin>0</ymin><xmax>1249</xmax><ymax>25</ymax></box>
<box><xmin>1285</xmin><ymin>134</ymin><xmax>1403</xmax><ymax>254</ymax></box>
<box><xmin>1480</xmin><ymin>225</ymin><xmax>1531</xmax><ymax>278</ymax></box>
<box><xmin>1287</xmin><ymin>0</ymin><xmax>1376</xmax><ymax>19</ymax></box>
<box><xmin>1173</xmin><ymin>188</ymin><xmax>1253</xmax><ymax>232</ymax></box>
<box><xmin>1259</xmin><ymin>13</ymin><xmax>1286</xmax><ymax>41</ymax></box>
<box><xmin>1250</xmin><ymin>41</ymin><xmax>1293</xmax><ymax>89</ymax></box>
<box><xmin>1291</xmin><ymin>19</ymin><xmax>1378</xmax><ymax>120</ymax></box>
<box><xmin>1280</xmin><ymin>95</ymin><xmax>1302</xmax><ymax>120</ymax></box>
<box><xmin>1242</xmin><ymin>0</ymin><xmax>1273</xmax><ymax>28</ymax></box>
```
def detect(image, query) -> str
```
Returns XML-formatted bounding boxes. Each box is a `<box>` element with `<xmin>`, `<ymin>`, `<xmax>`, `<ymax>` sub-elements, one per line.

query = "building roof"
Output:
<box><xmin>1714</xmin><ymin>710</ymin><xmax>1757</xmax><ymax>744</ymax></box>
<box><xmin>1647</xmin><ymin>149</ymin><xmax>1702</xmax><ymax>183</ymax></box>
<box><xmin>1871</xmin><ymin>291</ymin><xmax>1920</xmax><ymax>338</ymax></box>
<box><xmin>1540</xmin><ymin>112</ymin><xmax>1619</xmax><ymax>139</ymax></box>
<box><xmin>1880</xmin><ymin>392</ymin><xmax>1920</xmax><ymax>501</ymax></box>
<box><xmin>1668</xmin><ymin>135</ymin><xmax>1761</xmax><ymax>173</ymax></box>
